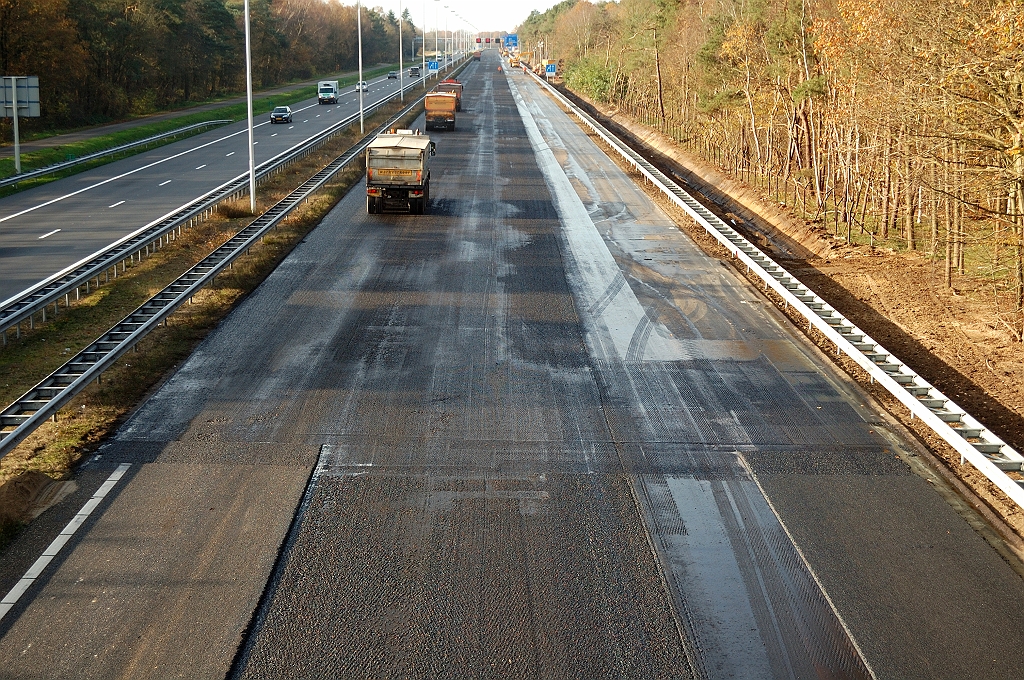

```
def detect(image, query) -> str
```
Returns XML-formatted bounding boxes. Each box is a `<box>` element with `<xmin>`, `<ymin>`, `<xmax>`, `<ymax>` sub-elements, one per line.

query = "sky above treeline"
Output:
<box><xmin>368</xmin><ymin>0</ymin><xmax>560</xmax><ymax>34</ymax></box>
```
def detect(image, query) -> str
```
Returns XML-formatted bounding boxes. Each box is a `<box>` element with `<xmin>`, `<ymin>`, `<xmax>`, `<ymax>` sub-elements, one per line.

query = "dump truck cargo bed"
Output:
<box><xmin>365</xmin><ymin>131</ymin><xmax>435</xmax><ymax>214</ymax></box>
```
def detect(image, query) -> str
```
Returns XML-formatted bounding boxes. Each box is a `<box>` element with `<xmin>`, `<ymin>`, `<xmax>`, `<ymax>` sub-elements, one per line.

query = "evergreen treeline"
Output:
<box><xmin>0</xmin><ymin>0</ymin><xmax>417</xmax><ymax>128</ymax></box>
<box><xmin>518</xmin><ymin>0</ymin><xmax>1024</xmax><ymax>324</ymax></box>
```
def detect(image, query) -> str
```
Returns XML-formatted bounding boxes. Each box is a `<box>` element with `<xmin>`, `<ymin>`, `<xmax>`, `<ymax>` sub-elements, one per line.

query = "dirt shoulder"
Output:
<box><xmin>559</xmin><ymin>87</ymin><xmax>1024</xmax><ymax>545</ymax></box>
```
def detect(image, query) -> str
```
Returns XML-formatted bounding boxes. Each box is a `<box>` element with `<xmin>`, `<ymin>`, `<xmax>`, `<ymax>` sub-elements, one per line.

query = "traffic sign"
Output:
<box><xmin>0</xmin><ymin>76</ymin><xmax>39</xmax><ymax>118</ymax></box>
<box><xmin>545</xmin><ymin>64</ymin><xmax>557</xmax><ymax>74</ymax></box>
<box><xmin>427</xmin><ymin>61</ymin><xmax>439</xmax><ymax>72</ymax></box>
<box><xmin>505</xmin><ymin>34</ymin><xmax>518</xmax><ymax>49</ymax></box>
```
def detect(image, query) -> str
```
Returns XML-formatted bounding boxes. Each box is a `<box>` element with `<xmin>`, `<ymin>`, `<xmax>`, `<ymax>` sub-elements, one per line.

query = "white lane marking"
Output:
<box><xmin>288</xmin><ymin>126</ymin><xmax>294</xmax><ymax>129</ymax></box>
<box><xmin>0</xmin><ymin>464</ymin><xmax>131</xmax><ymax>622</ymax></box>
<box><xmin>108</xmin><ymin>200</ymin><xmax>125</xmax><ymax>208</ymax></box>
<box><xmin>303</xmin><ymin>120</ymin><xmax>308</xmax><ymax>123</ymax></box>
<box><xmin>271</xmin><ymin>133</ymin><xmax>278</xmax><ymax>137</ymax></box>
<box><xmin>225</xmin><ymin>151</ymin><xmax>235</xmax><ymax>157</ymax></box>
<box><xmin>38</xmin><ymin>229</ymin><xmax>61</xmax><ymax>240</ymax></box>
<box><xmin>195</xmin><ymin>165</ymin><xmax>206</xmax><ymax>170</ymax></box>
<box><xmin>159</xmin><ymin>179</ymin><xmax>172</xmax><ymax>186</ymax></box>
<box><xmin>253</xmin><ymin>141</ymin><xmax>258</xmax><ymax>145</ymax></box>
<box><xmin>0</xmin><ymin>124</ymin><xmax>274</xmax><ymax>225</ymax></box>
<box><xmin>316</xmin><ymin>115</ymin><xmax>321</xmax><ymax>118</ymax></box>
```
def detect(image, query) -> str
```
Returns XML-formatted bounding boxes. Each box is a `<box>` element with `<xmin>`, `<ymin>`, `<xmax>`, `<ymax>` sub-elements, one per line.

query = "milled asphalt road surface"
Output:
<box><xmin>0</xmin><ymin>51</ymin><xmax>1023</xmax><ymax>679</ymax></box>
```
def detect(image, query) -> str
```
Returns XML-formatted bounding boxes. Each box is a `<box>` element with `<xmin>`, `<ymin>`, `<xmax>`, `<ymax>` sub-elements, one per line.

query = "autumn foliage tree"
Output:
<box><xmin>518</xmin><ymin>0</ymin><xmax>1024</xmax><ymax>334</ymax></box>
<box><xmin>0</xmin><ymin>0</ymin><xmax>417</xmax><ymax>129</ymax></box>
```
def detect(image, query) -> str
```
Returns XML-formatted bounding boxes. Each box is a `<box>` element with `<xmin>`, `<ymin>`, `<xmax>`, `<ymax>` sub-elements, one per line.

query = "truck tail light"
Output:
<box><xmin>416</xmin><ymin>171</ymin><xmax>422</xmax><ymax>182</ymax></box>
<box><xmin>410</xmin><ymin>190</ymin><xmax>424</xmax><ymax>197</ymax></box>
<box><xmin>367</xmin><ymin>188</ymin><xmax>382</xmax><ymax>196</ymax></box>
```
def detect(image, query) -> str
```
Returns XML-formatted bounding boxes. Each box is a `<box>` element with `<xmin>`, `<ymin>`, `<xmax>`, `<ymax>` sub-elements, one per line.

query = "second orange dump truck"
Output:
<box><xmin>435</xmin><ymin>78</ymin><xmax>464</xmax><ymax>111</ymax></box>
<box><xmin>424</xmin><ymin>92</ymin><xmax>457</xmax><ymax>131</ymax></box>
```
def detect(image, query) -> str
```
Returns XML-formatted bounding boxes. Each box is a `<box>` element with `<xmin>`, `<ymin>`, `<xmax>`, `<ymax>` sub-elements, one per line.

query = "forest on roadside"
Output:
<box><xmin>0</xmin><ymin>0</ymin><xmax>419</xmax><ymax>128</ymax></box>
<box><xmin>517</xmin><ymin>0</ymin><xmax>1024</xmax><ymax>336</ymax></box>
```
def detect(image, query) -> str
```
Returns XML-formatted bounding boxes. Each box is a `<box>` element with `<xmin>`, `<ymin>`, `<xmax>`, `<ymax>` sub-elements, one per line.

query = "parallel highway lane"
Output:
<box><xmin>0</xmin><ymin>72</ymin><xmax>436</xmax><ymax>301</ymax></box>
<box><xmin>0</xmin><ymin>53</ymin><xmax>1023</xmax><ymax>679</ymax></box>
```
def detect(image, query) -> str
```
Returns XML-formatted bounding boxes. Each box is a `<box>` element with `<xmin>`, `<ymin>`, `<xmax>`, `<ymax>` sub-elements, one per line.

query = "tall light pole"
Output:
<box><xmin>243</xmin><ymin>0</ymin><xmax>256</xmax><ymax>213</ymax></box>
<box><xmin>357</xmin><ymin>0</ymin><xmax>364</xmax><ymax>133</ymax></box>
<box><xmin>398</xmin><ymin>0</ymin><xmax>404</xmax><ymax>102</ymax></box>
<box><xmin>443</xmin><ymin>6</ymin><xmax>448</xmax><ymax>72</ymax></box>
<box><xmin>434</xmin><ymin>0</ymin><xmax>439</xmax><ymax>80</ymax></box>
<box><xmin>421</xmin><ymin>0</ymin><xmax>427</xmax><ymax>89</ymax></box>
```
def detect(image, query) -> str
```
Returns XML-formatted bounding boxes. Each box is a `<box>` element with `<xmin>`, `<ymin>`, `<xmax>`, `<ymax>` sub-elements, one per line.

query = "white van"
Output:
<box><xmin>317</xmin><ymin>80</ymin><xmax>339</xmax><ymax>104</ymax></box>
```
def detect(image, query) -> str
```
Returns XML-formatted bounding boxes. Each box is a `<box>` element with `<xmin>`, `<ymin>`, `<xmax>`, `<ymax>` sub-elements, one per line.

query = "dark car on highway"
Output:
<box><xmin>270</xmin><ymin>106</ymin><xmax>293</xmax><ymax>124</ymax></box>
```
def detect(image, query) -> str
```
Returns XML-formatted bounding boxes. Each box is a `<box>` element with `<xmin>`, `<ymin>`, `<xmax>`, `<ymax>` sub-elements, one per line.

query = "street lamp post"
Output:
<box><xmin>421</xmin><ymin>0</ymin><xmax>427</xmax><ymax>89</ymax></box>
<box><xmin>243</xmin><ymin>0</ymin><xmax>256</xmax><ymax>213</ymax></box>
<box><xmin>398</xmin><ymin>0</ymin><xmax>404</xmax><ymax>102</ymax></box>
<box><xmin>434</xmin><ymin>0</ymin><xmax>439</xmax><ymax>80</ymax></box>
<box><xmin>357</xmin><ymin>0</ymin><xmax>364</xmax><ymax>133</ymax></box>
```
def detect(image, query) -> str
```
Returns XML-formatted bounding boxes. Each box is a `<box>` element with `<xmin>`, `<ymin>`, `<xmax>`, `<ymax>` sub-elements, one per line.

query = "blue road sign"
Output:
<box><xmin>505</xmin><ymin>34</ymin><xmax>518</xmax><ymax>49</ymax></box>
<box><xmin>545</xmin><ymin>64</ymin><xmax>557</xmax><ymax>74</ymax></box>
<box><xmin>427</xmin><ymin>61</ymin><xmax>439</xmax><ymax>72</ymax></box>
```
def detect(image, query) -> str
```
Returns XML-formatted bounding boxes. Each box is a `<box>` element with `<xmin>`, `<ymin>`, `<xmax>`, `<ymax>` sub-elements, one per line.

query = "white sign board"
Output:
<box><xmin>0</xmin><ymin>76</ymin><xmax>40</xmax><ymax>118</ymax></box>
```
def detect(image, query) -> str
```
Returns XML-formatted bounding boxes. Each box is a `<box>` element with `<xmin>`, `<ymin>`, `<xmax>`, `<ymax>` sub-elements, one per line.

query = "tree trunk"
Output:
<box><xmin>881</xmin><ymin>130</ymin><xmax>892</xmax><ymax>239</ymax></box>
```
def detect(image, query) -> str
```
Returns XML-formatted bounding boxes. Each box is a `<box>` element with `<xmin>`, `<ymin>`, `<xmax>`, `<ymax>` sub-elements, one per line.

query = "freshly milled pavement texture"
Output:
<box><xmin>2</xmin><ymin>52</ymin><xmax>1024</xmax><ymax>680</ymax></box>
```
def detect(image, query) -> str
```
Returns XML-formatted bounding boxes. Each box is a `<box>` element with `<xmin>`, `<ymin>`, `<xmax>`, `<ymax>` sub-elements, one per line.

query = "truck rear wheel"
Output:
<box><xmin>367</xmin><ymin>197</ymin><xmax>381</xmax><ymax>214</ymax></box>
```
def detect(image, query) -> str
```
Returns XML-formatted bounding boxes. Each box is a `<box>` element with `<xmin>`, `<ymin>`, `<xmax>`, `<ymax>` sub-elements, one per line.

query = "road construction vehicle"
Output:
<box><xmin>424</xmin><ymin>92</ymin><xmax>457</xmax><ymax>131</ymax></box>
<box><xmin>365</xmin><ymin>130</ymin><xmax>435</xmax><ymax>214</ymax></box>
<box><xmin>472</xmin><ymin>51</ymin><xmax>481</xmax><ymax>61</ymax></box>
<box><xmin>435</xmin><ymin>78</ymin><xmax>463</xmax><ymax>111</ymax></box>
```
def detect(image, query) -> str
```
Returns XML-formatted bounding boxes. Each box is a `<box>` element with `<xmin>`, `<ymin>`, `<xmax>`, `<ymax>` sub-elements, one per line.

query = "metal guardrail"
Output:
<box><xmin>0</xmin><ymin>92</ymin><xmax>432</xmax><ymax>458</ymax></box>
<box><xmin>523</xmin><ymin>69</ymin><xmax>1024</xmax><ymax>509</ymax></box>
<box><xmin>0</xmin><ymin>76</ymin><xmax>438</xmax><ymax>346</ymax></box>
<box><xmin>0</xmin><ymin>120</ymin><xmax>232</xmax><ymax>189</ymax></box>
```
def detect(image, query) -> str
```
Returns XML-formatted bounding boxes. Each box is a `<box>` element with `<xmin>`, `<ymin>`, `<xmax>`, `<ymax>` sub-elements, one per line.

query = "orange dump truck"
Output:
<box><xmin>435</xmin><ymin>79</ymin><xmax>464</xmax><ymax>111</ymax></box>
<box><xmin>424</xmin><ymin>91</ymin><xmax>457</xmax><ymax>131</ymax></box>
<box><xmin>472</xmin><ymin>51</ymin><xmax>481</xmax><ymax>61</ymax></box>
